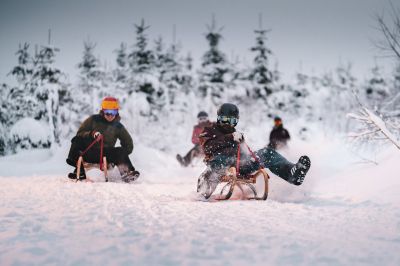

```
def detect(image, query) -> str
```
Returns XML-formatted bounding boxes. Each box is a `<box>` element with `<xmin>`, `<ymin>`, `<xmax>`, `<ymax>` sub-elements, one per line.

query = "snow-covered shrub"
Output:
<box><xmin>8</xmin><ymin>118</ymin><xmax>51</xmax><ymax>152</ymax></box>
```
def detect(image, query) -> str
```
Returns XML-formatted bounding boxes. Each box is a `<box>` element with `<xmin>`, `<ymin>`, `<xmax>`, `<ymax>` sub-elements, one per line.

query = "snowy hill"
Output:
<box><xmin>1</xmin><ymin>132</ymin><xmax>399</xmax><ymax>265</ymax></box>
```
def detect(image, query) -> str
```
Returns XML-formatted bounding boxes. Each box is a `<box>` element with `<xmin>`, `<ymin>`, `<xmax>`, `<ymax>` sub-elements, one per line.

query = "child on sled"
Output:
<box><xmin>66</xmin><ymin>97</ymin><xmax>140</xmax><ymax>182</ymax></box>
<box><xmin>197</xmin><ymin>103</ymin><xmax>311</xmax><ymax>198</ymax></box>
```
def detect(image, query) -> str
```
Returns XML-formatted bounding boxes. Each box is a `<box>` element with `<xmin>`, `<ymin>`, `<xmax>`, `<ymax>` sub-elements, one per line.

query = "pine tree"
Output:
<box><xmin>4</xmin><ymin>37</ymin><xmax>69</xmax><ymax>151</ymax></box>
<box><xmin>164</xmin><ymin>42</ymin><xmax>184</xmax><ymax>105</ymax></box>
<box><xmin>364</xmin><ymin>64</ymin><xmax>388</xmax><ymax>110</ymax></box>
<box><xmin>377</xmin><ymin>61</ymin><xmax>400</xmax><ymax>117</ymax></box>
<box><xmin>10</xmin><ymin>43</ymin><xmax>32</xmax><ymax>84</ymax></box>
<box><xmin>7</xmin><ymin>43</ymin><xmax>38</xmax><ymax>122</ymax></box>
<box><xmin>332</xmin><ymin>63</ymin><xmax>357</xmax><ymax>131</ymax></box>
<box><xmin>249</xmin><ymin>26</ymin><xmax>274</xmax><ymax>99</ymax></box>
<box><xmin>128</xmin><ymin>19</ymin><xmax>155</xmax><ymax>76</ymax></box>
<box><xmin>181</xmin><ymin>52</ymin><xmax>195</xmax><ymax>95</ymax></box>
<box><xmin>0</xmin><ymin>83</ymin><xmax>11</xmax><ymax>155</ymax></box>
<box><xmin>126</xmin><ymin>19</ymin><xmax>164</xmax><ymax>120</ymax></box>
<box><xmin>154</xmin><ymin>37</ymin><xmax>166</xmax><ymax>71</ymax></box>
<box><xmin>198</xmin><ymin>17</ymin><xmax>230</xmax><ymax>106</ymax></box>
<box><xmin>77</xmin><ymin>41</ymin><xmax>104</xmax><ymax>114</ymax></box>
<box><xmin>114</xmin><ymin>42</ymin><xmax>128</xmax><ymax>83</ymax></box>
<box><xmin>32</xmin><ymin>43</ymin><xmax>65</xmax><ymax>144</ymax></box>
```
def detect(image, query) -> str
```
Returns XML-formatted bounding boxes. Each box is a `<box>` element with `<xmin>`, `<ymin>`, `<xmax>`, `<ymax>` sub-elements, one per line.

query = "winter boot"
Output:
<box><xmin>68</xmin><ymin>167</ymin><xmax>86</xmax><ymax>180</ymax></box>
<box><xmin>176</xmin><ymin>154</ymin><xmax>187</xmax><ymax>167</ymax></box>
<box><xmin>197</xmin><ymin>167</ymin><xmax>221</xmax><ymax>199</ymax></box>
<box><xmin>121</xmin><ymin>170</ymin><xmax>140</xmax><ymax>183</ymax></box>
<box><xmin>289</xmin><ymin>155</ymin><xmax>311</xmax><ymax>186</ymax></box>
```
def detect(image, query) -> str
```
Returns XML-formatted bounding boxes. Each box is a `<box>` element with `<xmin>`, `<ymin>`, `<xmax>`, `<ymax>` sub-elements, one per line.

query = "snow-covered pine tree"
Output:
<box><xmin>272</xmin><ymin>70</ymin><xmax>311</xmax><ymax>117</ymax></box>
<box><xmin>0</xmin><ymin>83</ymin><xmax>11</xmax><ymax>155</ymax></box>
<box><xmin>77</xmin><ymin>40</ymin><xmax>104</xmax><ymax>115</ymax></box>
<box><xmin>249</xmin><ymin>25</ymin><xmax>274</xmax><ymax>101</ymax></box>
<box><xmin>4</xmin><ymin>44</ymin><xmax>41</xmax><ymax>152</ymax></box>
<box><xmin>4</xmin><ymin>37</ymin><xmax>69</xmax><ymax>152</ymax></box>
<box><xmin>330</xmin><ymin>63</ymin><xmax>358</xmax><ymax>132</ymax></box>
<box><xmin>8</xmin><ymin>43</ymin><xmax>38</xmax><ymax>122</ymax></box>
<box><xmin>163</xmin><ymin>41</ymin><xmax>184</xmax><ymax>106</ymax></box>
<box><xmin>380</xmin><ymin>61</ymin><xmax>400</xmax><ymax>117</ymax></box>
<box><xmin>126</xmin><ymin>19</ymin><xmax>163</xmax><ymax>121</ymax></box>
<box><xmin>152</xmin><ymin>33</ymin><xmax>195</xmax><ymax>150</ymax></box>
<box><xmin>198</xmin><ymin>16</ymin><xmax>230</xmax><ymax>108</ymax></box>
<box><xmin>10</xmin><ymin>43</ymin><xmax>32</xmax><ymax>84</ymax></box>
<box><xmin>154</xmin><ymin>36</ymin><xmax>166</xmax><ymax>75</ymax></box>
<box><xmin>129</xmin><ymin>19</ymin><xmax>155</xmax><ymax>75</ymax></box>
<box><xmin>32</xmin><ymin>42</ymin><xmax>66</xmax><ymax>145</ymax></box>
<box><xmin>114</xmin><ymin>42</ymin><xmax>128</xmax><ymax>84</ymax></box>
<box><xmin>363</xmin><ymin>63</ymin><xmax>388</xmax><ymax>110</ymax></box>
<box><xmin>181</xmin><ymin>52</ymin><xmax>195</xmax><ymax>95</ymax></box>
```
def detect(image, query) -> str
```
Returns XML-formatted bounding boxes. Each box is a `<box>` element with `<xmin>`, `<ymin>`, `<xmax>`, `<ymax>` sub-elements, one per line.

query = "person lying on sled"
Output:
<box><xmin>66</xmin><ymin>96</ymin><xmax>140</xmax><ymax>182</ymax></box>
<box><xmin>176</xmin><ymin>111</ymin><xmax>212</xmax><ymax>167</ymax></box>
<box><xmin>198</xmin><ymin>103</ymin><xmax>311</xmax><ymax>197</ymax></box>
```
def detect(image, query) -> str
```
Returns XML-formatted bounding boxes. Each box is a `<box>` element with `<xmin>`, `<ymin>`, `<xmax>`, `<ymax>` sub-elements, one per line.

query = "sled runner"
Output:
<box><xmin>217</xmin><ymin>167</ymin><xmax>269</xmax><ymax>200</ymax></box>
<box><xmin>76</xmin><ymin>156</ymin><xmax>109</xmax><ymax>182</ymax></box>
<box><xmin>197</xmin><ymin>143</ymin><xmax>269</xmax><ymax>201</ymax></box>
<box><xmin>75</xmin><ymin>135</ymin><xmax>109</xmax><ymax>182</ymax></box>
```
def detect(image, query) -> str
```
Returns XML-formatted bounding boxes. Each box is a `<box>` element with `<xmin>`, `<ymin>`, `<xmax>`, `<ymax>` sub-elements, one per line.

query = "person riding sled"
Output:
<box><xmin>66</xmin><ymin>96</ymin><xmax>140</xmax><ymax>182</ymax></box>
<box><xmin>198</xmin><ymin>103</ymin><xmax>311</xmax><ymax>198</ymax></box>
<box><xmin>267</xmin><ymin>116</ymin><xmax>291</xmax><ymax>150</ymax></box>
<box><xmin>176</xmin><ymin>111</ymin><xmax>212</xmax><ymax>167</ymax></box>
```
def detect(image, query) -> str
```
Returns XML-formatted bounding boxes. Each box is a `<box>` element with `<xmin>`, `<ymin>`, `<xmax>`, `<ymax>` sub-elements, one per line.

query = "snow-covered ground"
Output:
<box><xmin>1</xmin><ymin>133</ymin><xmax>400</xmax><ymax>265</ymax></box>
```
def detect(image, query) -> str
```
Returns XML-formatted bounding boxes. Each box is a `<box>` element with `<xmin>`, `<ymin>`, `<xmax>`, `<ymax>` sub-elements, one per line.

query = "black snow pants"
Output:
<box><xmin>66</xmin><ymin>136</ymin><xmax>136</xmax><ymax>172</ymax></box>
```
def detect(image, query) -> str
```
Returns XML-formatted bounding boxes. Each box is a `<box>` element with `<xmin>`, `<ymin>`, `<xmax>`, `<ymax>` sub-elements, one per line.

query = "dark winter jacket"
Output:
<box><xmin>76</xmin><ymin>114</ymin><xmax>134</xmax><ymax>154</ymax></box>
<box><xmin>268</xmin><ymin>125</ymin><xmax>290</xmax><ymax>150</ymax></box>
<box><xmin>199</xmin><ymin>122</ymin><xmax>237</xmax><ymax>168</ymax></box>
<box><xmin>191</xmin><ymin>120</ymin><xmax>212</xmax><ymax>145</ymax></box>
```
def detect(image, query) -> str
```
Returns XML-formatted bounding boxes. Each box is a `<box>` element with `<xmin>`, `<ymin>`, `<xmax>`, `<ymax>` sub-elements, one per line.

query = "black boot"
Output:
<box><xmin>121</xmin><ymin>170</ymin><xmax>140</xmax><ymax>183</ymax></box>
<box><xmin>176</xmin><ymin>154</ymin><xmax>187</xmax><ymax>167</ymax></box>
<box><xmin>68</xmin><ymin>167</ymin><xmax>86</xmax><ymax>180</ymax></box>
<box><xmin>289</xmin><ymin>155</ymin><xmax>311</xmax><ymax>186</ymax></box>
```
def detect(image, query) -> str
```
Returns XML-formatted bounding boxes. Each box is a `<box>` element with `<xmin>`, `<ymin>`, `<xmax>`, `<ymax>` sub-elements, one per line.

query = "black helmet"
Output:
<box><xmin>217</xmin><ymin>103</ymin><xmax>239</xmax><ymax>126</ymax></box>
<box><xmin>217</xmin><ymin>103</ymin><xmax>239</xmax><ymax>118</ymax></box>
<box><xmin>197</xmin><ymin>111</ymin><xmax>208</xmax><ymax>118</ymax></box>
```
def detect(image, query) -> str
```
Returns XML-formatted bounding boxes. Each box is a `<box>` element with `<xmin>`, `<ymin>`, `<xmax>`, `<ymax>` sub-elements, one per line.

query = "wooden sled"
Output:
<box><xmin>215</xmin><ymin>167</ymin><xmax>269</xmax><ymax>201</ymax></box>
<box><xmin>76</xmin><ymin>155</ymin><xmax>109</xmax><ymax>182</ymax></box>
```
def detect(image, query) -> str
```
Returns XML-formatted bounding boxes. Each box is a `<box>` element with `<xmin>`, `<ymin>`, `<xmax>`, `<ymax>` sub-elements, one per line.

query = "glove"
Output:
<box><xmin>232</xmin><ymin>132</ymin><xmax>244</xmax><ymax>143</ymax></box>
<box><xmin>93</xmin><ymin>131</ymin><xmax>102</xmax><ymax>139</ymax></box>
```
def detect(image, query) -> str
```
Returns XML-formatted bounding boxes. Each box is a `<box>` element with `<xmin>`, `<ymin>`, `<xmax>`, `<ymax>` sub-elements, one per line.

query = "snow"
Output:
<box><xmin>366</xmin><ymin>108</ymin><xmax>400</xmax><ymax>149</ymax></box>
<box><xmin>1</xmin><ymin>131</ymin><xmax>400</xmax><ymax>265</ymax></box>
<box><xmin>9</xmin><ymin>118</ymin><xmax>51</xmax><ymax>149</ymax></box>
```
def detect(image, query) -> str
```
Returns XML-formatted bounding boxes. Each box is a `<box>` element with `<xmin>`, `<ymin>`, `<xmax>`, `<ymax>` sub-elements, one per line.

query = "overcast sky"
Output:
<box><xmin>0</xmin><ymin>0</ymin><xmax>398</xmax><ymax>84</ymax></box>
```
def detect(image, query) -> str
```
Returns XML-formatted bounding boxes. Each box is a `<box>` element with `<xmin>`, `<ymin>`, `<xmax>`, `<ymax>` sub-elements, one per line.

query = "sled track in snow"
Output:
<box><xmin>0</xmin><ymin>176</ymin><xmax>400</xmax><ymax>265</ymax></box>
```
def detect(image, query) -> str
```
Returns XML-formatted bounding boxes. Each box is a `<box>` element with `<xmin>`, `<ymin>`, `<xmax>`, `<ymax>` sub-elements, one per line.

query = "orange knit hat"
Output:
<box><xmin>101</xmin><ymin>97</ymin><xmax>120</xmax><ymax>110</ymax></box>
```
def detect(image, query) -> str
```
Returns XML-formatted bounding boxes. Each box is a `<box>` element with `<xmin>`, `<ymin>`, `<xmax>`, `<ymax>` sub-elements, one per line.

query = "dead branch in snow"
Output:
<box><xmin>348</xmin><ymin>88</ymin><xmax>400</xmax><ymax>150</ymax></box>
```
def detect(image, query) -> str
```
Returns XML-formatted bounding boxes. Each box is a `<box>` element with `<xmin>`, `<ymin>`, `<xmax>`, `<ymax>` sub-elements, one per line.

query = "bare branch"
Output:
<box><xmin>374</xmin><ymin>9</ymin><xmax>400</xmax><ymax>59</ymax></box>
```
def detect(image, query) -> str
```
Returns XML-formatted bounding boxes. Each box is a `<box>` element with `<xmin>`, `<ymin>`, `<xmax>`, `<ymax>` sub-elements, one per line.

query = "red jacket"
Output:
<box><xmin>192</xmin><ymin>121</ymin><xmax>212</xmax><ymax>145</ymax></box>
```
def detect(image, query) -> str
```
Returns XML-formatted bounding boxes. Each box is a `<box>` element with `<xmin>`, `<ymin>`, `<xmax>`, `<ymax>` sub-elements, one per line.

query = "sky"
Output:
<box><xmin>0</xmin><ymin>0</ymin><xmax>399</xmax><ymax>84</ymax></box>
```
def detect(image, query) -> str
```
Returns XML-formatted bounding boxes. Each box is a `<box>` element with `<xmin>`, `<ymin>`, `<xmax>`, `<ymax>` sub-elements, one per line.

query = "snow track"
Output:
<box><xmin>0</xmin><ymin>175</ymin><xmax>399</xmax><ymax>265</ymax></box>
<box><xmin>1</xmin><ymin>142</ymin><xmax>400</xmax><ymax>265</ymax></box>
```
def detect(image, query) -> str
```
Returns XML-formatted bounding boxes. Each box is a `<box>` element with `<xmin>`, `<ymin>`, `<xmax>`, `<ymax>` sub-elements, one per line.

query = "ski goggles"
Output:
<box><xmin>217</xmin><ymin>115</ymin><xmax>238</xmax><ymax>126</ymax></box>
<box><xmin>103</xmin><ymin>109</ymin><xmax>118</xmax><ymax>116</ymax></box>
